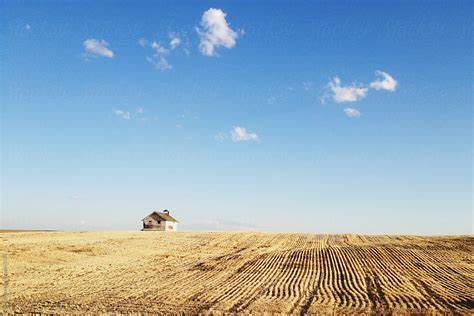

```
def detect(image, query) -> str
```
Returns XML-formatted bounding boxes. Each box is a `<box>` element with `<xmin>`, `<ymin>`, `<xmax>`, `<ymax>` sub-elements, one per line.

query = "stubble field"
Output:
<box><xmin>1</xmin><ymin>231</ymin><xmax>472</xmax><ymax>314</ymax></box>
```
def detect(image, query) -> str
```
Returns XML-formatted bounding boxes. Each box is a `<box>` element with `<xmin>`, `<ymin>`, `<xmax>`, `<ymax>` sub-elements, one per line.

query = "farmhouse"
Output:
<box><xmin>142</xmin><ymin>210</ymin><xmax>178</xmax><ymax>231</ymax></box>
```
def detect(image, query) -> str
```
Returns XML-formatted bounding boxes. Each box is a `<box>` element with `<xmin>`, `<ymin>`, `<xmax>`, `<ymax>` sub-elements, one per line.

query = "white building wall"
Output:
<box><xmin>164</xmin><ymin>221</ymin><xmax>177</xmax><ymax>231</ymax></box>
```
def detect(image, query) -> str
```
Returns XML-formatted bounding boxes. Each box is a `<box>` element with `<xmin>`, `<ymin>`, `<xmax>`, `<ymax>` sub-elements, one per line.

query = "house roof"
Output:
<box><xmin>142</xmin><ymin>211</ymin><xmax>178</xmax><ymax>222</ymax></box>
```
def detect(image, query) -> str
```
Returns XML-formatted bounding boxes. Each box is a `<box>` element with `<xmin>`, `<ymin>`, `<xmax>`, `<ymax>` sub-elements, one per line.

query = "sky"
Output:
<box><xmin>1</xmin><ymin>0</ymin><xmax>472</xmax><ymax>234</ymax></box>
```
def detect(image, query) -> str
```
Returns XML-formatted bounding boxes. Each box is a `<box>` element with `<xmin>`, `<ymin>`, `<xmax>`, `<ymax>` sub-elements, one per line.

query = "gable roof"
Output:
<box><xmin>142</xmin><ymin>211</ymin><xmax>178</xmax><ymax>222</ymax></box>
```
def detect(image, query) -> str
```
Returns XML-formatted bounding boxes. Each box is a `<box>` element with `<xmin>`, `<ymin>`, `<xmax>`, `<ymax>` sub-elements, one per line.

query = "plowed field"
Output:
<box><xmin>1</xmin><ymin>231</ymin><xmax>472</xmax><ymax>314</ymax></box>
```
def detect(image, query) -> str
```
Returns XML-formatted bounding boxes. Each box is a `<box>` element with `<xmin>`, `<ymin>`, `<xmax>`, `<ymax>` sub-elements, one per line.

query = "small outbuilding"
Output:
<box><xmin>141</xmin><ymin>210</ymin><xmax>178</xmax><ymax>231</ymax></box>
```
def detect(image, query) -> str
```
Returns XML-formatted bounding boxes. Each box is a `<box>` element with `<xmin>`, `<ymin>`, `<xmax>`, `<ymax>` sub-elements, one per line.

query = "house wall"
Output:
<box><xmin>164</xmin><ymin>221</ymin><xmax>177</xmax><ymax>231</ymax></box>
<box><xmin>142</xmin><ymin>216</ymin><xmax>166</xmax><ymax>231</ymax></box>
<box><xmin>142</xmin><ymin>216</ymin><xmax>178</xmax><ymax>231</ymax></box>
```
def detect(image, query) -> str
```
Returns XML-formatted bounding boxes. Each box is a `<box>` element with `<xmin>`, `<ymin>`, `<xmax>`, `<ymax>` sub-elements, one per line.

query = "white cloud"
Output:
<box><xmin>344</xmin><ymin>108</ymin><xmax>361</xmax><ymax>118</ymax></box>
<box><xmin>114</xmin><ymin>108</ymin><xmax>147</xmax><ymax>120</ymax></box>
<box><xmin>328</xmin><ymin>77</ymin><xmax>368</xmax><ymax>103</ymax></box>
<box><xmin>151</xmin><ymin>41</ymin><xmax>168</xmax><ymax>55</ymax></box>
<box><xmin>169</xmin><ymin>35</ymin><xmax>181</xmax><ymax>49</ymax></box>
<box><xmin>214</xmin><ymin>127</ymin><xmax>258</xmax><ymax>142</ymax></box>
<box><xmin>140</xmin><ymin>33</ymin><xmax>188</xmax><ymax>70</ymax></box>
<box><xmin>148</xmin><ymin>41</ymin><xmax>172</xmax><ymax>70</ymax></box>
<box><xmin>146</xmin><ymin>56</ymin><xmax>172</xmax><ymax>70</ymax></box>
<box><xmin>138</xmin><ymin>38</ymin><xmax>148</xmax><ymax>47</ymax></box>
<box><xmin>114</xmin><ymin>110</ymin><xmax>130</xmax><ymax>120</ymax></box>
<box><xmin>369</xmin><ymin>70</ymin><xmax>398</xmax><ymax>91</ymax></box>
<box><xmin>231</xmin><ymin>126</ymin><xmax>258</xmax><ymax>142</ymax></box>
<box><xmin>322</xmin><ymin>71</ymin><xmax>398</xmax><ymax>113</ymax></box>
<box><xmin>214</xmin><ymin>132</ymin><xmax>227</xmax><ymax>142</ymax></box>
<box><xmin>83</xmin><ymin>39</ymin><xmax>114</xmax><ymax>58</ymax></box>
<box><xmin>140</xmin><ymin>40</ymin><xmax>173</xmax><ymax>70</ymax></box>
<box><xmin>25</xmin><ymin>24</ymin><xmax>31</xmax><ymax>30</ymax></box>
<box><xmin>196</xmin><ymin>8</ymin><xmax>240</xmax><ymax>56</ymax></box>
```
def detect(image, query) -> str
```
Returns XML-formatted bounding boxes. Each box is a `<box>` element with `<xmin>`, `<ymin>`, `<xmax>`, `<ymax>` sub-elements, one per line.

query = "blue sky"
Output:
<box><xmin>1</xmin><ymin>1</ymin><xmax>472</xmax><ymax>234</ymax></box>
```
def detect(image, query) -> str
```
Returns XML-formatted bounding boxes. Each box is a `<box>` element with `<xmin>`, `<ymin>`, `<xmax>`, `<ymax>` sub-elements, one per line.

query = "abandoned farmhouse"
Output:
<box><xmin>142</xmin><ymin>210</ymin><xmax>178</xmax><ymax>231</ymax></box>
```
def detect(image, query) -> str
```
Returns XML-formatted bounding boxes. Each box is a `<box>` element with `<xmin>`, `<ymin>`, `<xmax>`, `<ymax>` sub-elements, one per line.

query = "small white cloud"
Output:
<box><xmin>138</xmin><ymin>38</ymin><xmax>148</xmax><ymax>47</ymax></box>
<box><xmin>80</xmin><ymin>220</ymin><xmax>86</xmax><ymax>225</ymax></box>
<box><xmin>214</xmin><ymin>132</ymin><xmax>227</xmax><ymax>142</ymax></box>
<box><xmin>151</xmin><ymin>41</ymin><xmax>169</xmax><ymax>55</ymax></box>
<box><xmin>146</xmin><ymin>56</ymin><xmax>172</xmax><ymax>70</ymax></box>
<box><xmin>231</xmin><ymin>126</ymin><xmax>258</xmax><ymax>142</ymax></box>
<box><xmin>169</xmin><ymin>35</ymin><xmax>181</xmax><ymax>49</ymax></box>
<box><xmin>68</xmin><ymin>195</ymin><xmax>80</xmax><ymax>200</ymax></box>
<box><xmin>369</xmin><ymin>70</ymin><xmax>398</xmax><ymax>91</ymax></box>
<box><xmin>83</xmin><ymin>39</ymin><xmax>114</xmax><ymax>58</ymax></box>
<box><xmin>176</xmin><ymin>124</ymin><xmax>183</xmax><ymax>129</ymax></box>
<box><xmin>140</xmin><ymin>40</ymin><xmax>173</xmax><ymax>70</ymax></box>
<box><xmin>136</xmin><ymin>107</ymin><xmax>144</xmax><ymax>114</ymax></box>
<box><xmin>197</xmin><ymin>8</ymin><xmax>240</xmax><ymax>56</ymax></box>
<box><xmin>140</xmin><ymin>33</ymin><xmax>188</xmax><ymax>70</ymax></box>
<box><xmin>25</xmin><ymin>24</ymin><xmax>31</xmax><ymax>30</ymax></box>
<box><xmin>344</xmin><ymin>108</ymin><xmax>361</xmax><ymax>118</ymax></box>
<box><xmin>114</xmin><ymin>110</ymin><xmax>130</xmax><ymax>120</ymax></box>
<box><xmin>328</xmin><ymin>77</ymin><xmax>368</xmax><ymax>103</ymax></box>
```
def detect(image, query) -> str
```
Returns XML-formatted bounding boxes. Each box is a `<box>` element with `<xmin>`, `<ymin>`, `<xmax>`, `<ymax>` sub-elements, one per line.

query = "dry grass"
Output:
<box><xmin>0</xmin><ymin>231</ymin><xmax>472</xmax><ymax>314</ymax></box>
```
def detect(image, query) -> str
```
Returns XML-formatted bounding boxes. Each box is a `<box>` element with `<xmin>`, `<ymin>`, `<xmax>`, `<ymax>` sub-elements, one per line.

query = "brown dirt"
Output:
<box><xmin>0</xmin><ymin>231</ymin><xmax>472</xmax><ymax>314</ymax></box>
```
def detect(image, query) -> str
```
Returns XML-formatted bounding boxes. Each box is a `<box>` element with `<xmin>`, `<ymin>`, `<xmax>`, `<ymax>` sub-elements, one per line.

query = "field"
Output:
<box><xmin>1</xmin><ymin>231</ymin><xmax>472</xmax><ymax>314</ymax></box>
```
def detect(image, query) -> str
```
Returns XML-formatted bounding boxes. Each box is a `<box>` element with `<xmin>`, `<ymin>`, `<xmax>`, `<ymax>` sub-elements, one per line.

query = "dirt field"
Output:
<box><xmin>1</xmin><ymin>231</ymin><xmax>472</xmax><ymax>314</ymax></box>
